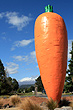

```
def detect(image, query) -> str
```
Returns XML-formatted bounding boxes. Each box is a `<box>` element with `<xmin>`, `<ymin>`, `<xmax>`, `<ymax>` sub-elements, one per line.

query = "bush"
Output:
<box><xmin>10</xmin><ymin>95</ymin><xmax>21</xmax><ymax>106</ymax></box>
<box><xmin>59</xmin><ymin>98</ymin><xmax>70</xmax><ymax>107</ymax></box>
<box><xmin>19</xmin><ymin>98</ymin><xmax>43</xmax><ymax>110</ymax></box>
<box><xmin>47</xmin><ymin>98</ymin><xmax>58</xmax><ymax>110</ymax></box>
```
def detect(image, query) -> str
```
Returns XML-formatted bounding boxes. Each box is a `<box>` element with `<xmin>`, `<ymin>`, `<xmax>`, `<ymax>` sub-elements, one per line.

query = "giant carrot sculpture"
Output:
<box><xmin>34</xmin><ymin>5</ymin><xmax>68</xmax><ymax>103</ymax></box>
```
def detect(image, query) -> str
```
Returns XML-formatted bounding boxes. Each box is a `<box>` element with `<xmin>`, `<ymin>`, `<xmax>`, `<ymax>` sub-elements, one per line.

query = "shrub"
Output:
<box><xmin>10</xmin><ymin>95</ymin><xmax>21</xmax><ymax>106</ymax></box>
<box><xmin>0</xmin><ymin>98</ymin><xmax>3</xmax><ymax>108</ymax></box>
<box><xmin>59</xmin><ymin>98</ymin><xmax>70</xmax><ymax>107</ymax></box>
<box><xmin>47</xmin><ymin>98</ymin><xmax>58</xmax><ymax>110</ymax></box>
<box><xmin>19</xmin><ymin>98</ymin><xmax>43</xmax><ymax>110</ymax></box>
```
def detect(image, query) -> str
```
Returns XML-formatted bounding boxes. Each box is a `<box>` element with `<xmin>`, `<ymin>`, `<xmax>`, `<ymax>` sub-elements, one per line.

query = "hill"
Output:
<box><xmin>19</xmin><ymin>84</ymin><xmax>35</xmax><ymax>89</ymax></box>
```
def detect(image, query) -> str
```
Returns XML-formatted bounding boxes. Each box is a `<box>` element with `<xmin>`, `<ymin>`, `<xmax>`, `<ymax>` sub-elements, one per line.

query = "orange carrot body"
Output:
<box><xmin>34</xmin><ymin>12</ymin><xmax>68</xmax><ymax>103</ymax></box>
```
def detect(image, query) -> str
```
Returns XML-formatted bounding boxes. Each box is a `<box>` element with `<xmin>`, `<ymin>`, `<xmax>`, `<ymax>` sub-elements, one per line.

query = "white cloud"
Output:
<box><xmin>36</xmin><ymin>65</ymin><xmax>39</xmax><ymax>68</ymax></box>
<box><xmin>30</xmin><ymin>51</ymin><xmax>37</xmax><ymax>62</ymax></box>
<box><xmin>13</xmin><ymin>55</ymin><xmax>28</xmax><ymax>62</ymax></box>
<box><xmin>5</xmin><ymin>12</ymin><xmax>33</xmax><ymax>31</ymax></box>
<box><xmin>6</xmin><ymin>62</ymin><xmax>19</xmax><ymax>74</ymax></box>
<box><xmin>19</xmin><ymin>77</ymin><xmax>35</xmax><ymax>82</ymax></box>
<box><xmin>11</xmin><ymin>39</ymin><xmax>34</xmax><ymax>51</ymax></box>
<box><xmin>12</xmin><ymin>51</ymin><xmax>37</xmax><ymax>66</ymax></box>
<box><xmin>2</xmin><ymin>37</ymin><xmax>6</xmax><ymax>40</ymax></box>
<box><xmin>30</xmin><ymin>51</ymin><xmax>36</xmax><ymax>59</ymax></box>
<box><xmin>0</xmin><ymin>12</ymin><xmax>33</xmax><ymax>31</ymax></box>
<box><xmin>15</xmin><ymin>39</ymin><xmax>34</xmax><ymax>47</ymax></box>
<box><xmin>18</xmin><ymin>76</ymin><xmax>39</xmax><ymax>85</ymax></box>
<box><xmin>68</xmin><ymin>40</ymin><xmax>73</xmax><ymax>60</ymax></box>
<box><xmin>2</xmin><ymin>32</ymin><xmax>6</xmax><ymax>35</ymax></box>
<box><xmin>0</xmin><ymin>13</ymin><xmax>4</xmax><ymax>19</ymax></box>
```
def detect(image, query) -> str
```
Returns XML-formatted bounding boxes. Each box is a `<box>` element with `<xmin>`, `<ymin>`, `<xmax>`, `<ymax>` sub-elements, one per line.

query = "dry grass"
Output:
<box><xmin>0</xmin><ymin>98</ymin><xmax>4</xmax><ymax>108</ymax></box>
<box><xmin>10</xmin><ymin>95</ymin><xmax>21</xmax><ymax>106</ymax></box>
<box><xmin>69</xmin><ymin>102</ymin><xmax>73</xmax><ymax>109</ymax></box>
<box><xmin>47</xmin><ymin>98</ymin><xmax>58</xmax><ymax>110</ymax></box>
<box><xmin>0</xmin><ymin>107</ymin><xmax>20</xmax><ymax>110</ymax></box>
<box><xmin>19</xmin><ymin>98</ymin><xmax>43</xmax><ymax>110</ymax></box>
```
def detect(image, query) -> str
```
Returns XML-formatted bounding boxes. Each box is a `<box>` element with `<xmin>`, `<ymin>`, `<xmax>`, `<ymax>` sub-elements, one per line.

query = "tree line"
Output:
<box><xmin>0</xmin><ymin>60</ymin><xmax>19</xmax><ymax>95</ymax></box>
<box><xmin>64</xmin><ymin>41</ymin><xmax>73</xmax><ymax>92</ymax></box>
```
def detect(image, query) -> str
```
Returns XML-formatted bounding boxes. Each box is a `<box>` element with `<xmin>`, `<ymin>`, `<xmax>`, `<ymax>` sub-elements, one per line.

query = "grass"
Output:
<box><xmin>0</xmin><ymin>92</ymin><xmax>34</xmax><ymax>98</ymax></box>
<box><xmin>0</xmin><ymin>98</ymin><xmax>4</xmax><ymax>109</ymax></box>
<box><xmin>0</xmin><ymin>107</ymin><xmax>20</xmax><ymax>110</ymax></box>
<box><xmin>23</xmin><ymin>92</ymin><xmax>34</xmax><ymax>96</ymax></box>
<box><xmin>10</xmin><ymin>95</ymin><xmax>21</xmax><ymax>106</ymax></box>
<box><xmin>47</xmin><ymin>98</ymin><xmax>58</xmax><ymax>110</ymax></box>
<box><xmin>0</xmin><ymin>92</ymin><xmax>45</xmax><ymax>98</ymax></box>
<box><xmin>19</xmin><ymin>98</ymin><xmax>43</xmax><ymax>110</ymax></box>
<box><xmin>0</xmin><ymin>95</ymin><xmax>10</xmax><ymax>98</ymax></box>
<box><xmin>62</xmin><ymin>92</ymin><xmax>73</xmax><ymax>96</ymax></box>
<box><xmin>0</xmin><ymin>93</ymin><xmax>73</xmax><ymax>110</ymax></box>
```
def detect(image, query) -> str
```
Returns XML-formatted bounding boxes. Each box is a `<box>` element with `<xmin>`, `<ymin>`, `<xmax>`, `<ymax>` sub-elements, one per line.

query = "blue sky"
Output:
<box><xmin>0</xmin><ymin>0</ymin><xmax>73</xmax><ymax>84</ymax></box>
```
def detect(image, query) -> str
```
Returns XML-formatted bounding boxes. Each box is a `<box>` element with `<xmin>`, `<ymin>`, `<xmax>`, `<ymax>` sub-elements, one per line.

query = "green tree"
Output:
<box><xmin>0</xmin><ymin>59</ymin><xmax>6</xmax><ymax>94</ymax></box>
<box><xmin>0</xmin><ymin>59</ymin><xmax>19</xmax><ymax>94</ymax></box>
<box><xmin>17</xmin><ymin>88</ymin><xmax>24</xmax><ymax>93</ymax></box>
<box><xmin>0</xmin><ymin>59</ymin><xmax>12</xmax><ymax>94</ymax></box>
<box><xmin>7</xmin><ymin>77</ymin><xmax>13</xmax><ymax>92</ymax></box>
<box><xmin>25</xmin><ymin>88</ymin><xmax>29</xmax><ymax>93</ymax></box>
<box><xmin>12</xmin><ymin>78</ymin><xmax>19</xmax><ymax>91</ymax></box>
<box><xmin>35</xmin><ymin>76</ymin><xmax>44</xmax><ymax>92</ymax></box>
<box><xmin>7</xmin><ymin>77</ymin><xmax>19</xmax><ymax>91</ymax></box>
<box><xmin>29</xmin><ymin>85</ymin><xmax>35</xmax><ymax>92</ymax></box>
<box><xmin>0</xmin><ymin>60</ymin><xmax>6</xmax><ymax>77</ymax></box>
<box><xmin>64</xmin><ymin>41</ymin><xmax>73</xmax><ymax>92</ymax></box>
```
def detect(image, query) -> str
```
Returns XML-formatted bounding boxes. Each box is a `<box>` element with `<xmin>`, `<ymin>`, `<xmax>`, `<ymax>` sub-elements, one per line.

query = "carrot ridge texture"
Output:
<box><xmin>34</xmin><ymin>12</ymin><xmax>68</xmax><ymax>103</ymax></box>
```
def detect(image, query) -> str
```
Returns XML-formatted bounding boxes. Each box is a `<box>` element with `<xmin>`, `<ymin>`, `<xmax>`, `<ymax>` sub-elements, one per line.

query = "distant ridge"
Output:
<box><xmin>19</xmin><ymin>84</ymin><xmax>35</xmax><ymax>89</ymax></box>
<box><xmin>18</xmin><ymin>80</ymin><xmax>35</xmax><ymax>86</ymax></box>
